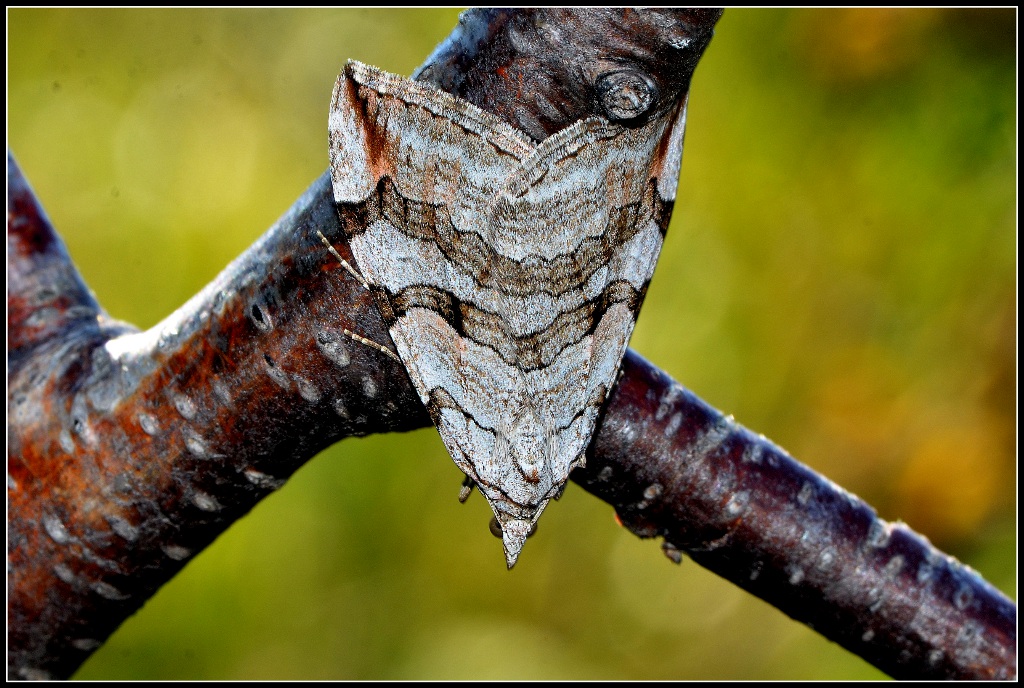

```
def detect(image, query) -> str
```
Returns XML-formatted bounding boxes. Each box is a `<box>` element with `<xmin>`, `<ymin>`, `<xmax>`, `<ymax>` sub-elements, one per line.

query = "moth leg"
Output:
<box><xmin>458</xmin><ymin>475</ymin><xmax>475</xmax><ymax>503</ymax></box>
<box><xmin>315</xmin><ymin>230</ymin><xmax>400</xmax><ymax>362</ymax></box>
<box><xmin>316</xmin><ymin>229</ymin><xmax>370</xmax><ymax>290</ymax></box>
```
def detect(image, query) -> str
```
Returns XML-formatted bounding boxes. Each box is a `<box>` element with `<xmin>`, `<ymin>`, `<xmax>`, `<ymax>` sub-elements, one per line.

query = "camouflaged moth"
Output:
<box><xmin>327</xmin><ymin>61</ymin><xmax>686</xmax><ymax>567</ymax></box>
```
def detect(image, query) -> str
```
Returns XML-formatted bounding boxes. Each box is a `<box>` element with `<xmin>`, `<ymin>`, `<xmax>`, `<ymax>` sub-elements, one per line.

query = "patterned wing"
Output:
<box><xmin>329</xmin><ymin>61</ymin><xmax>687</xmax><ymax>566</ymax></box>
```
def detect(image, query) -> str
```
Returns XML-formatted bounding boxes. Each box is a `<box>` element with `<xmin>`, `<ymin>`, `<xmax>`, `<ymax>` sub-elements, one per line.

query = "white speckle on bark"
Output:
<box><xmin>59</xmin><ymin>428</ymin><xmax>75</xmax><ymax>454</ymax></box>
<box><xmin>212</xmin><ymin>377</ymin><xmax>234</xmax><ymax>407</ymax></box>
<box><xmin>43</xmin><ymin>514</ymin><xmax>72</xmax><ymax>544</ymax></box>
<box><xmin>106</xmin><ymin>515</ymin><xmax>139</xmax><ymax>542</ymax></box>
<box><xmin>138</xmin><ymin>412</ymin><xmax>160</xmax><ymax>436</ymax></box>
<box><xmin>71</xmin><ymin>638</ymin><xmax>103</xmax><ymax>652</ymax></box>
<box><xmin>53</xmin><ymin>563</ymin><xmax>77</xmax><ymax>584</ymax></box>
<box><xmin>725</xmin><ymin>490</ymin><xmax>750</xmax><ymax>517</ymax></box>
<box><xmin>317</xmin><ymin>331</ymin><xmax>351</xmax><ymax>368</ymax></box>
<box><xmin>92</xmin><ymin>580</ymin><xmax>130</xmax><ymax>600</ymax></box>
<box><xmin>333</xmin><ymin>398</ymin><xmax>350</xmax><ymax>419</ymax></box>
<box><xmin>244</xmin><ymin>468</ymin><xmax>286</xmax><ymax>490</ymax></box>
<box><xmin>171</xmin><ymin>392</ymin><xmax>198</xmax><ymax>421</ymax></box>
<box><xmin>162</xmin><ymin>544</ymin><xmax>192</xmax><ymax>561</ymax></box>
<box><xmin>295</xmin><ymin>376</ymin><xmax>323</xmax><ymax>404</ymax></box>
<box><xmin>191</xmin><ymin>490</ymin><xmax>223</xmax><ymax>512</ymax></box>
<box><xmin>797</xmin><ymin>481</ymin><xmax>814</xmax><ymax>506</ymax></box>
<box><xmin>866</xmin><ymin>519</ymin><xmax>891</xmax><ymax>550</ymax></box>
<box><xmin>664</xmin><ymin>411</ymin><xmax>682</xmax><ymax>437</ymax></box>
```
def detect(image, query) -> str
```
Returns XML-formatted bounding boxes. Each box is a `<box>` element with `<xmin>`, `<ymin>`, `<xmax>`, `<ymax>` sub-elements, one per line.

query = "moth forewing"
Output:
<box><xmin>328</xmin><ymin>61</ymin><xmax>687</xmax><ymax>567</ymax></box>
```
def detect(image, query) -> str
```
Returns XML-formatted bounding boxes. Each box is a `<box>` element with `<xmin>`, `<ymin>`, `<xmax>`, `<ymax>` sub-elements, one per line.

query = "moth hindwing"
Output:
<box><xmin>328</xmin><ymin>60</ymin><xmax>687</xmax><ymax>567</ymax></box>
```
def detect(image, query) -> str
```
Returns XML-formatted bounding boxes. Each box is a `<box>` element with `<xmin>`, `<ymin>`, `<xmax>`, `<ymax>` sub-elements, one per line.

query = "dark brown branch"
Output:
<box><xmin>580</xmin><ymin>351</ymin><xmax>1015</xmax><ymax>680</ymax></box>
<box><xmin>6</xmin><ymin>8</ymin><xmax>1015</xmax><ymax>681</ymax></box>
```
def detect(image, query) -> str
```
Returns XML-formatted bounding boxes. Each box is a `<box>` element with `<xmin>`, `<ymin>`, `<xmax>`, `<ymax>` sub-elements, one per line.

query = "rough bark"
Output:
<box><xmin>7</xmin><ymin>8</ymin><xmax>1015</xmax><ymax>681</ymax></box>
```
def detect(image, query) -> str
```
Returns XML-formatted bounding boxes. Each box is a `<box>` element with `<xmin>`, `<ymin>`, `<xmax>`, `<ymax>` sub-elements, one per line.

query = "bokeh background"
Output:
<box><xmin>7</xmin><ymin>8</ymin><xmax>1016</xmax><ymax>680</ymax></box>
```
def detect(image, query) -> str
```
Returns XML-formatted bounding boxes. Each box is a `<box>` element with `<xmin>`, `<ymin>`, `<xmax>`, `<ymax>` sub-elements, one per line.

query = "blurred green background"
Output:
<box><xmin>7</xmin><ymin>8</ymin><xmax>1016</xmax><ymax>680</ymax></box>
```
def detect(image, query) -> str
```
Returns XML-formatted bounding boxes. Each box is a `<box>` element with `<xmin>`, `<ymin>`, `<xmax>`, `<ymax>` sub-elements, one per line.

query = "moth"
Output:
<box><xmin>327</xmin><ymin>61</ymin><xmax>686</xmax><ymax>567</ymax></box>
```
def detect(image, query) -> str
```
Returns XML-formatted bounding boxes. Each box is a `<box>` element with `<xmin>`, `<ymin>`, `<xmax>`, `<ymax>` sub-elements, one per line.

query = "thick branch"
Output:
<box><xmin>6</xmin><ymin>8</ymin><xmax>1015</xmax><ymax>681</ymax></box>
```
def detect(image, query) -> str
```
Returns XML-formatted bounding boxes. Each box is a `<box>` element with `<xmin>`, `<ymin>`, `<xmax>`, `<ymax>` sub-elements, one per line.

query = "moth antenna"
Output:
<box><xmin>316</xmin><ymin>230</ymin><xmax>400</xmax><ymax>361</ymax></box>
<box><xmin>316</xmin><ymin>229</ymin><xmax>370</xmax><ymax>290</ymax></box>
<box><xmin>341</xmin><ymin>328</ymin><xmax>401</xmax><ymax>362</ymax></box>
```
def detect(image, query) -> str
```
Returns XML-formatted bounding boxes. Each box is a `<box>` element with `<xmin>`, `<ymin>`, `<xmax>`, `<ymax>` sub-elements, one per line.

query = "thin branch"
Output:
<box><xmin>6</xmin><ymin>8</ymin><xmax>1015</xmax><ymax>681</ymax></box>
<box><xmin>580</xmin><ymin>351</ymin><xmax>1015</xmax><ymax>680</ymax></box>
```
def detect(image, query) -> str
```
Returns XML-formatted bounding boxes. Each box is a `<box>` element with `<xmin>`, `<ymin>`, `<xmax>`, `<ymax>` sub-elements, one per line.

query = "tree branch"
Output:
<box><xmin>7</xmin><ymin>8</ymin><xmax>1015</xmax><ymax>681</ymax></box>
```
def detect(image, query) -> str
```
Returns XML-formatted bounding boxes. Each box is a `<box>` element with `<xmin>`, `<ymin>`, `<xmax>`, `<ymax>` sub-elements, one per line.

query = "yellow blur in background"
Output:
<box><xmin>7</xmin><ymin>8</ymin><xmax>1016</xmax><ymax>680</ymax></box>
